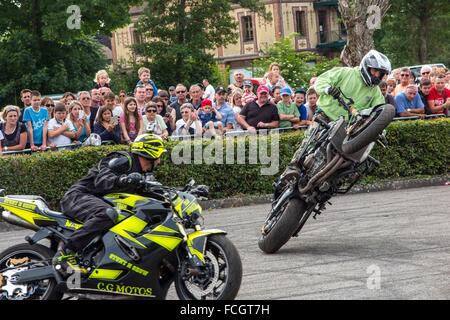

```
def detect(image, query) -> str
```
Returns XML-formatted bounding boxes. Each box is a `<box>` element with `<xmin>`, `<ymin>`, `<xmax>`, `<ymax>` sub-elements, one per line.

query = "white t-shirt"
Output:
<box><xmin>112</xmin><ymin>105</ymin><xmax>123</xmax><ymax>118</ymax></box>
<box><xmin>48</xmin><ymin>118</ymin><xmax>75</xmax><ymax>146</ymax></box>
<box><xmin>203</xmin><ymin>84</ymin><xmax>216</xmax><ymax>101</ymax></box>
<box><xmin>175</xmin><ymin>119</ymin><xmax>202</xmax><ymax>136</ymax></box>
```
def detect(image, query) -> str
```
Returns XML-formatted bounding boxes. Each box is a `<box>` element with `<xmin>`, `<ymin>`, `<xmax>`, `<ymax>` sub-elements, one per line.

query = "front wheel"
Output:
<box><xmin>175</xmin><ymin>235</ymin><xmax>242</xmax><ymax>300</ymax></box>
<box><xmin>0</xmin><ymin>244</ymin><xmax>62</xmax><ymax>300</ymax></box>
<box><xmin>258</xmin><ymin>198</ymin><xmax>307</xmax><ymax>254</ymax></box>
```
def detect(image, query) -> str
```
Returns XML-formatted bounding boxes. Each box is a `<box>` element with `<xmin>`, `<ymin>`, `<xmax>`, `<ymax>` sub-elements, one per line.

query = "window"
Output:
<box><xmin>132</xmin><ymin>29</ymin><xmax>143</xmax><ymax>45</ymax></box>
<box><xmin>241</xmin><ymin>16</ymin><xmax>254</xmax><ymax>42</ymax></box>
<box><xmin>295</xmin><ymin>11</ymin><xmax>306</xmax><ymax>37</ymax></box>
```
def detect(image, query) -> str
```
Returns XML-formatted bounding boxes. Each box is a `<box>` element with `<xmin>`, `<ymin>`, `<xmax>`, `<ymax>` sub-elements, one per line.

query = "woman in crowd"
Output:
<box><xmin>120</xmin><ymin>97</ymin><xmax>144</xmax><ymax>144</ymax></box>
<box><xmin>93</xmin><ymin>106</ymin><xmax>121</xmax><ymax>144</ymax></box>
<box><xmin>142</xmin><ymin>102</ymin><xmax>169</xmax><ymax>139</ymax></box>
<box><xmin>229</xmin><ymin>89</ymin><xmax>244</xmax><ymax>130</ymax></box>
<box><xmin>67</xmin><ymin>101</ymin><xmax>91</xmax><ymax>143</ymax></box>
<box><xmin>118</xmin><ymin>90</ymin><xmax>127</xmax><ymax>106</ymax></box>
<box><xmin>152</xmin><ymin>96</ymin><xmax>173</xmax><ymax>134</ymax></box>
<box><xmin>41</xmin><ymin>97</ymin><xmax>55</xmax><ymax>119</ymax></box>
<box><xmin>61</xmin><ymin>92</ymin><xmax>77</xmax><ymax>111</ymax></box>
<box><xmin>0</xmin><ymin>105</ymin><xmax>27</xmax><ymax>152</ymax></box>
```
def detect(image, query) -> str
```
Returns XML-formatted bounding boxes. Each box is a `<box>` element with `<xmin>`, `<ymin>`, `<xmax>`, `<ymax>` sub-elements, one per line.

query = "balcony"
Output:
<box><xmin>316</xmin><ymin>29</ymin><xmax>347</xmax><ymax>50</ymax></box>
<box><xmin>313</xmin><ymin>0</ymin><xmax>338</xmax><ymax>9</ymax></box>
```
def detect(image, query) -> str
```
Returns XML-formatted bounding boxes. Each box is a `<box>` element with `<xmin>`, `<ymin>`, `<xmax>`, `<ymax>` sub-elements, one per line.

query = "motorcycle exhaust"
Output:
<box><xmin>1</xmin><ymin>211</ymin><xmax>39</xmax><ymax>231</ymax></box>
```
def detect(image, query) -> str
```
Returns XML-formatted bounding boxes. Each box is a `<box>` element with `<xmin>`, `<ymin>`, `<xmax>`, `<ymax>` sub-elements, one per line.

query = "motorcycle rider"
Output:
<box><xmin>53</xmin><ymin>133</ymin><xmax>167</xmax><ymax>273</ymax></box>
<box><xmin>275</xmin><ymin>50</ymin><xmax>392</xmax><ymax>196</ymax></box>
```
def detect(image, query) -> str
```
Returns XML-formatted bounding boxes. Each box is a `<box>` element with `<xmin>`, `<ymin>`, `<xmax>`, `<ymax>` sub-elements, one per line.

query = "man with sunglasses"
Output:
<box><xmin>420</xmin><ymin>65</ymin><xmax>432</xmax><ymax>81</ymax></box>
<box><xmin>169</xmin><ymin>84</ymin><xmax>189</xmax><ymax>131</ymax></box>
<box><xmin>393</xmin><ymin>68</ymin><xmax>412</xmax><ymax>96</ymax></box>
<box><xmin>78</xmin><ymin>91</ymin><xmax>98</xmax><ymax>130</ymax></box>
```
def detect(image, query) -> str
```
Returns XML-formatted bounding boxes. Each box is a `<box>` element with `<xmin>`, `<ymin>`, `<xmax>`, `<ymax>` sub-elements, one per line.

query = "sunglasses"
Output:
<box><xmin>401</xmin><ymin>74</ymin><xmax>410</xmax><ymax>77</ymax></box>
<box><xmin>157</xmin><ymin>104</ymin><xmax>164</xmax><ymax>108</ymax></box>
<box><xmin>146</xmin><ymin>109</ymin><xmax>157</xmax><ymax>113</ymax></box>
<box><xmin>176</xmin><ymin>90</ymin><xmax>186</xmax><ymax>94</ymax></box>
<box><xmin>422</xmin><ymin>72</ymin><xmax>430</xmax><ymax>75</ymax></box>
<box><xmin>46</xmin><ymin>104</ymin><xmax>55</xmax><ymax>107</ymax></box>
<box><xmin>146</xmin><ymin>88</ymin><xmax>153</xmax><ymax>91</ymax></box>
<box><xmin>81</xmin><ymin>97</ymin><xmax>91</xmax><ymax>100</ymax></box>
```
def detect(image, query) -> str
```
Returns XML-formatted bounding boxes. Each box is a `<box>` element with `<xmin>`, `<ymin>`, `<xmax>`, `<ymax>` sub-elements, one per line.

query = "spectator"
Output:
<box><xmin>305</xmin><ymin>88</ymin><xmax>319</xmax><ymax>121</ymax></box>
<box><xmin>168</xmin><ymin>86</ymin><xmax>177</xmax><ymax>104</ymax></box>
<box><xmin>236</xmin><ymin>85</ymin><xmax>280</xmax><ymax>133</ymax></box>
<box><xmin>228</xmin><ymin>70</ymin><xmax>245</xmax><ymax>92</ymax></box>
<box><xmin>157</xmin><ymin>90</ymin><xmax>170</xmax><ymax>105</ymax></box>
<box><xmin>391</xmin><ymin>68</ymin><xmax>401</xmax><ymax>84</ymax></box>
<box><xmin>427</xmin><ymin>75</ymin><xmax>450</xmax><ymax>115</ymax></box>
<box><xmin>120</xmin><ymin>97</ymin><xmax>144</xmax><ymax>144</ymax></box>
<box><xmin>144</xmin><ymin>83</ymin><xmax>155</xmax><ymax>103</ymax></box>
<box><xmin>91</xmin><ymin>88</ymin><xmax>102</xmax><ymax>108</ymax></box>
<box><xmin>241</xmin><ymin>80</ymin><xmax>256</xmax><ymax>105</ymax></box>
<box><xmin>78</xmin><ymin>91</ymin><xmax>98</xmax><ymax>130</ymax></box>
<box><xmin>294</xmin><ymin>88</ymin><xmax>308</xmax><ymax>124</ymax></box>
<box><xmin>19</xmin><ymin>89</ymin><xmax>32</xmax><ymax>122</ymax></box>
<box><xmin>174</xmin><ymin>103</ymin><xmax>202</xmax><ymax>136</ymax></box>
<box><xmin>152</xmin><ymin>96</ymin><xmax>173</xmax><ymax>134</ymax></box>
<box><xmin>309</xmin><ymin>77</ymin><xmax>318</xmax><ymax>88</ymax></box>
<box><xmin>23</xmin><ymin>90</ymin><xmax>49</xmax><ymax>151</ymax></box>
<box><xmin>420</xmin><ymin>65</ymin><xmax>432</xmax><ymax>81</ymax></box>
<box><xmin>198</xmin><ymin>99</ymin><xmax>223</xmax><ymax>137</ymax></box>
<box><xmin>394</xmin><ymin>84</ymin><xmax>425</xmax><ymax>118</ymax></box>
<box><xmin>202</xmin><ymin>79</ymin><xmax>215</xmax><ymax>101</ymax></box>
<box><xmin>270</xmin><ymin>86</ymin><xmax>282</xmax><ymax>105</ymax></box>
<box><xmin>41</xmin><ymin>97</ymin><xmax>55</xmax><ymax>119</ymax></box>
<box><xmin>48</xmin><ymin>103</ymin><xmax>77</xmax><ymax>148</ymax></box>
<box><xmin>393</xmin><ymin>68</ymin><xmax>412</xmax><ymax>96</ymax></box>
<box><xmin>103</xmin><ymin>92</ymin><xmax>122</xmax><ymax>119</ymax></box>
<box><xmin>118</xmin><ymin>90</ymin><xmax>127</xmax><ymax>106</ymax></box>
<box><xmin>142</xmin><ymin>102</ymin><xmax>168</xmax><ymax>139</ymax></box>
<box><xmin>93</xmin><ymin>69</ymin><xmax>111</xmax><ymax>89</ymax></box>
<box><xmin>277</xmin><ymin>87</ymin><xmax>302</xmax><ymax>129</ymax></box>
<box><xmin>445</xmin><ymin>69</ymin><xmax>450</xmax><ymax>90</ymax></box>
<box><xmin>386</xmin><ymin>78</ymin><xmax>396</xmax><ymax>95</ymax></box>
<box><xmin>214</xmin><ymin>87</ymin><xmax>236</xmax><ymax>131</ymax></box>
<box><xmin>189</xmin><ymin>84</ymin><xmax>203</xmax><ymax>110</ymax></box>
<box><xmin>99</xmin><ymin>87</ymin><xmax>112</xmax><ymax>106</ymax></box>
<box><xmin>169</xmin><ymin>84</ymin><xmax>189</xmax><ymax>129</ymax></box>
<box><xmin>265</xmin><ymin>71</ymin><xmax>281</xmax><ymax>92</ymax></box>
<box><xmin>134</xmin><ymin>85</ymin><xmax>147</xmax><ymax>115</ymax></box>
<box><xmin>67</xmin><ymin>101</ymin><xmax>91</xmax><ymax>143</ymax></box>
<box><xmin>264</xmin><ymin>63</ymin><xmax>290</xmax><ymax>89</ymax></box>
<box><xmin>136</xmin><ymin>67</ymin><xmax>158</xmax><ymax>95</ymax></box>
<box><xmin>0</xmin><ymin>105</ymin><xmax>27</xmax><ymax>152</ymax></box>
<box><xmin>61</xmin><ymin>92</ymin><xmax>77</xmax><ymax>111</ymax></box>
<box><xmin>93</xmin><ymin>107</ymin><xmax>121</xmax><ymax>144</ymax></box>
<box><xmin>379</xmin><ymin>81</ymin><xmax>396</xmax><ymax>108</ymax></box>
<box><xmin>418</xmin><ymin>79</ymin><xmax>432</xmax><ymax>114</ymax></box>
<box><xmin>229</xmin><ymin>89</ymin><xmax>244</xmax><ymax>130</ymax></box>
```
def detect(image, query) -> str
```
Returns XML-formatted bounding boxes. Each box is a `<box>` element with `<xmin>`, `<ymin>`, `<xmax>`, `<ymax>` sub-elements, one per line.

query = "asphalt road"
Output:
<box><xmin>1</xmin><ymin>186</ymin><xmax>449</xmax><ymax>300</ymax></box>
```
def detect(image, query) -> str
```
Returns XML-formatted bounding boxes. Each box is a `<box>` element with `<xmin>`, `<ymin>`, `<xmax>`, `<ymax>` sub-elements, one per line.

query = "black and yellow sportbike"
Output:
<box><xmin>0</xmin><ymin>178</ymin><xmax>242</xmax><ymax>300</ymax></box>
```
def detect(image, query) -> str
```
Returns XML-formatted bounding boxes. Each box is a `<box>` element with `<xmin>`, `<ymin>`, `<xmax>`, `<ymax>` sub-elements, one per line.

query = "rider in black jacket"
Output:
<box><xmin>53</xmin><ymin>134</ymin><xmax>166</xmax><ymax>273</ymax></box>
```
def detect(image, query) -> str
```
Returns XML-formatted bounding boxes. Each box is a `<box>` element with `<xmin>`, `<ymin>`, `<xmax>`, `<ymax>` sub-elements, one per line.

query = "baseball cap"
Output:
<box><xmin>215</xmin><ymin>86</ymin><xmax>226</xmax><ymax>94</ymax></box>
<box><xmin>243</xmin><ymin>80</ymin><xmax>253</xmax><ymax>87</ymax></box>
<box><xmin>294</xmin><ymin>87</ymin><xmax>307</xmax><ymax>95</ymax></box>
<box><xmin>257</xmin><ymin>85</ymin><xmax>270</xmax><ymax>94</ymax></box>
<box><xmin>280</xmin><ymin>87</ymin><xmax>292</xmax><ymax>96</ymax></box>
<box><xmin>201</xmin><ymin>99</ymin><xmax>213</xmax><ymax>108</ymax></box>
<box><xmin>168</xmin><ymin>86</ymin><xmax>175</xmax><ymax>91</ymax></box>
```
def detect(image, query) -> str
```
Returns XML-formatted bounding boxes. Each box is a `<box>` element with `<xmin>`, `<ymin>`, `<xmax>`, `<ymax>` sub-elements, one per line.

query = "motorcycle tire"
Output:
<box><xmin>0</xmin><ymin>243</ymin><xmax>62</xmax><ymax>300</ymax></box>
<box><xmin>341</xmin><ymin>104</ymin><xmax>395</xmax><ymax>155</ymax></box>
<box><xmin>175</xmin><ymin>235</ymin><xmax>242</xmax><ymax>300</ymax></box>
<box><xmin>258</xmin><ymin>198</ymin><xmax>307</xmax><ymax>254</ymax></box>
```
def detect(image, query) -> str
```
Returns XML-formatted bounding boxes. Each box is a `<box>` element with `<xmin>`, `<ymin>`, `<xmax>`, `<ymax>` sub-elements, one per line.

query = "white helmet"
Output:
<box><xmin>360</xmin><ymin>50</ymin><xmax>392</xmax><ymax>87</ymax></box>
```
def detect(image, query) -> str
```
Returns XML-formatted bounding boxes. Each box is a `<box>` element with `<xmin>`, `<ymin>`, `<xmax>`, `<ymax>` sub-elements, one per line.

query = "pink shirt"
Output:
<box><xmin>120</xmin><ymin>113</ymin><xmax>142</xmax><ymax>136</ymax></box>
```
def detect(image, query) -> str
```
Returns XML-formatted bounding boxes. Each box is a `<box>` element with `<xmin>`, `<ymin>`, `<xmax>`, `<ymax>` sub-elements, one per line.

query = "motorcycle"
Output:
<box><xmin>258</xmin><ymin>89</ymin><xmax>396</xmax><ymax>254</ymax></box>
<box><xmin>0</xmin><ymin>178</ymin><xmax>242</xmax><ymax>300</ymax></box>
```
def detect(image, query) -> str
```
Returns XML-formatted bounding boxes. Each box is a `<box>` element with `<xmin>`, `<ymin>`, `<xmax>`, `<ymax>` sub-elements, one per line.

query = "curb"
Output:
<box><xmin>1</xmin><ymin>175</ymin><xmax>448</xmax><ymax>233</ymax></box>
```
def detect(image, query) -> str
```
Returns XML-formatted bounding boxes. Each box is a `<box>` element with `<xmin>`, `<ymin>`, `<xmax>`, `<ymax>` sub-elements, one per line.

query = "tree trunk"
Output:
<box><xmin>339</xmin><ymin>0</ymin><xmax>391</xmax><ymax>67</ymax></box>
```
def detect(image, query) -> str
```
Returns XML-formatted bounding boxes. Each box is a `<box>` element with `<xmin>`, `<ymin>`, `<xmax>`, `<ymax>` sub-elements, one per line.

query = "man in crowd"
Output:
<box><xmin>394</xmin><ymin>84</ymin><xmax>425</xmax><ymax>118</ymax></box>
<box><xmin>418</xmin><ymin>79</ymin><xmax>432</xmax><ymax>113</ymax></box>
<box><xmin>228</xmin><ymin>70</ymin><xmax>245</xmax><ymax>92</ymax></box>
<box><xmin>19</xmin><ymin>89</ymin><xmax>32</xmax><ymax>122</ymax></box>
<box><xmin>168</xmin><ymin>86</ymin><xmax>177</xmax><ymax>104</ymax></box>
<box><xmin>90</xmin><ymin>88</ymin><xmax>102</xmax><ymax>108</ymax></box>
<box><xmin>78</xmin><ymin>91</ymin><xmax>98</xmax><ymax>130</ymax></box>
<box><xmin>202</xmin><ymin>79</ymin><xmax>215</xmax><ymax>101</ymax></box>
<box><xmin>420</xmin><ymin>65</ymin><xmax>432</xmax><ymax>82</ymax></box>
<box><xmin>169</xmin><ymin>84</ymin><xmax>189</xmax><ymax>130</ymax></box>
<box><xmin>189</xmin><ymin>84</ymin><xmax>203</xmax><ymax>110</ymax></box>
<box><xmin>236</xmin><ymin>85</ymin><xmax>280</xmax><ymax>133</ymax></box>
<box><xmin>23</xmin><ymin>90</ymin><xmax>49</xmax><ymax>151</ymax></box>
<box><xmin>393</xmin><ymin>68</ymin><xmax>412</xmax><ymax>96</ymax></box>
<box><xmin>213</xmin><ymin>87</ymin><xmax>236</xmax><ymax>131</ymax></box>
<box><xmin>379</xmin><ymin>81</ymin><xmax>396</xmax><ymax>108</ymax></box>
<box><xmin>134</xmin><ymin>85</ymin><xmax>147</xmax><ymax>115</ymax></box>
<box><xmin>427</xmin><ymin>75</ymin><xmax>450</xmax><ymax>115</ymax></box>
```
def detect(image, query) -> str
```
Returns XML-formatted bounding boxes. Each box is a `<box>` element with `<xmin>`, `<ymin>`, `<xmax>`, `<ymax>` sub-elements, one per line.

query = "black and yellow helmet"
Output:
<box><xmin>130</xmin><ymin>134</ymin><xmax>167</xmax><ymax>160</ymax></box>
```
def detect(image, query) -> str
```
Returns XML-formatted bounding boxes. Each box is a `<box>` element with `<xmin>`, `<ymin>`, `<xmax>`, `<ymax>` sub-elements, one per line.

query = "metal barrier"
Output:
<box><xmin>1</xmin><ymin>143</ymin><xmax>80</xmax><ymax>156</ymax></box>
<box><xmin>392</xmin><ymin>113</ymin><xmax>447</xmax><ymax>121</ymax></box>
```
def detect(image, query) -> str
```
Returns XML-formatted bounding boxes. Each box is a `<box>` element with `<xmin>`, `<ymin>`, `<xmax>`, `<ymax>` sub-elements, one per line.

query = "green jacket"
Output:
<box><xmin>314</xmin><ymin>67</ymin><xmax>385</xmax><ymax>121</ymax></box>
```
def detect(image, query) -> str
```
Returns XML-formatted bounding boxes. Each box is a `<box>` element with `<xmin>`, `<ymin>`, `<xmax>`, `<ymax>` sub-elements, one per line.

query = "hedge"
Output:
<box><xmin>0</xmin><ymin>119</ymin><xmax>449</xmax><ymax>209</ymax></box>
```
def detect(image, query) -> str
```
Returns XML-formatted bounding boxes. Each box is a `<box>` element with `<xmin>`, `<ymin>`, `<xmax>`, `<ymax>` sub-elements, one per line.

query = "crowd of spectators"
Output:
<box><xmin>1</xmin><ymin>63</ymin><xmax>449</xmax><ymax>155</ymax></box>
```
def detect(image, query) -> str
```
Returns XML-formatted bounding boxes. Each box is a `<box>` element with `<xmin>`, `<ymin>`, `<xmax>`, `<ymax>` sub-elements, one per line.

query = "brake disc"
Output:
<box><xmin>0</xmin><ymin>268</ymin><xmax>29</xmax><ymax>299</ymax></box>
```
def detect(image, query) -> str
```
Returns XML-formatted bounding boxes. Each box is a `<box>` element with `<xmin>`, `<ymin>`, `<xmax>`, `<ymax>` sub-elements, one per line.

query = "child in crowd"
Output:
<box><xmin>22</xmin><ymin>90</ymin><xmax>49</xmax><ymax>151</ymax></box>
<box><xmin>241</xmin><ymin>80</ymin><xmax>256</xmax><ymax>105</ymax></box>
<box><xmin>103</xmin><ymin>92</ymin><xmax>123</xmax><ymax>120</ymax></box>
<box><xmin>277</xmin><ymin>87</ymin><xmax>302</xmax><ymax>129</ymax></box>
<box><xmin>136</xmin><ymin>67</ymin><xmax>158</xmax><ymax>95</ymax></box>
<box><xmin>48</xmin><ymin>103</ymin><xmax>77</xmax><ymax>148</ymax></box>
<box><xmin>197</xmin><ymin>99</ymin><xmax>223</xmax><ymax>137</ymax></box>
<box><xmin>120</xmin><ymin>97</ymin><xmax>144</xmax><ymax>144</ymax></box>
<box><xmin>67</xmin><ymin>101</ymin><xmax>91</xmax><ymax>143</ymax></box>
<box><xmin>93</xmin><ymin>69</ymin><xmax>111</xmax><ymax>89</ymax></box>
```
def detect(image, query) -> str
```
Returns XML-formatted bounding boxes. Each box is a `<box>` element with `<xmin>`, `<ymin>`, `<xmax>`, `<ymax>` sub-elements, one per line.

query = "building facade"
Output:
<box><xmin>111</xmin><ymin>1</ymin><xmax>346</xmax><ymax>69</ymax></box>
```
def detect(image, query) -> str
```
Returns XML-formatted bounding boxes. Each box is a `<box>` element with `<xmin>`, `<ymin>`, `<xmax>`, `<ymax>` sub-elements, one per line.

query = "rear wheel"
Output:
<box><xmin>175</xmin><ymin>235</ymin><xmax>242</xmax><ymax>300</ymax></box>
<box><xmin>258</xmin><ymin>198</ymin><xmax>307</xmax><ymax>254</ymax></box>
<box><xmin>0</xmin><ymin>244</ymin><xmax>62</xmax><ymax>300</ymax></box>
<box><xmin>342</xmin><ymin>104</ymin><xmax>395</xmax><ymax>154</ymax></box>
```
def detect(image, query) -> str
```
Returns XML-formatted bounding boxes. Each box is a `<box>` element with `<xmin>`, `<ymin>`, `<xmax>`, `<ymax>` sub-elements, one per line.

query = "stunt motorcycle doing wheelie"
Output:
<box><xmin>259</xmin><ymin>50</ymin><xmax>396</xmax><ymax>254</ymax></box>
<box><xmin>0</xmin><ymin>134</ymin><xmax>242</xmax><ymax>300</ymax></box>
